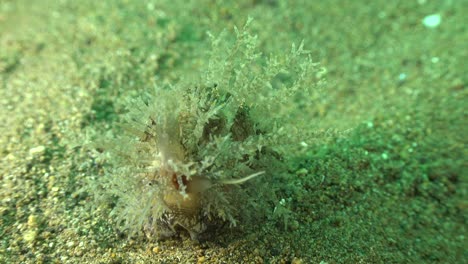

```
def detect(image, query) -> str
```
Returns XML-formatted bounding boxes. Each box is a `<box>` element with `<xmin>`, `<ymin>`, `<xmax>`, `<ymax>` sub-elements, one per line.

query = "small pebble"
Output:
<box><xmin>292</xmin><ymin>258</ymin><xmax>303</xmax><ymax>264</ymax></box>
<box><xmin>197</xmin><ymin>256</ymin><xmax>205</xmax><ymax>263</ymax></box>
<box><xmin>295</xmin><ymin>168</ymin><xmax>308</xmax><ymax>176</ymax></box>
<box><xmin>422</xmin><ymin>14</ymin><xmax>441</xmax><ymax>28</ymax></box>
<box><xmin>27</xmin><ymin>214</ymin><xmax>38</xmax><ymax>228</ymax></box>
<box><xmin>29</xmin><ymin>145</ymin><xmax>45</xmax><ymax>155</ymax></box>
<box><xmin>23</xmin><ymin>230</ymin><xmax>37</xmax><ymax>243</ymax></box>
<box><xmin>398</xmin><ymin>73</ymin><xmax>407</xmax><ymax>82</ymax></box>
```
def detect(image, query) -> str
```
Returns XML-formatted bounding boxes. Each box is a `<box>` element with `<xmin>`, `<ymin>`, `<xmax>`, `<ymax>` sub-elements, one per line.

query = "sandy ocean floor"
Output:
<box><xmin>0</xmin><ymin>0</ymin><xmax>466</xmax><ymax>263</ymax></box>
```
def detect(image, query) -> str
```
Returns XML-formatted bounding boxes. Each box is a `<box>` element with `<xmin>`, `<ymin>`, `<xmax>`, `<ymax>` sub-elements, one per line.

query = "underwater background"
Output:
<box><xmin>0</xmin><ymin>0</ymin><xmax>466</xmax><ymax>263</ymax></box>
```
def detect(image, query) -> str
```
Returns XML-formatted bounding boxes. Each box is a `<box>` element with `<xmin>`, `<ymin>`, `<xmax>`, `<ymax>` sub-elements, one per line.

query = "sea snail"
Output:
<box><xmin>140</xmin><ymin>107</ymin><xmax>264</xmax><ymax>240</ymax></box>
